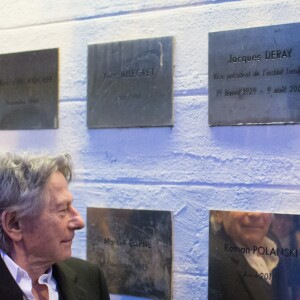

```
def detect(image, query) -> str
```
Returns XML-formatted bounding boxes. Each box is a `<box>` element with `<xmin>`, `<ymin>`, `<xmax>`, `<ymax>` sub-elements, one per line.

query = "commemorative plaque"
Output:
<box><xmin>209</xmin><ymin>23</ymin><xmax>300</xmax><ymax>126</ymax></box>
<box><xmin>87</xmin><ymin>207</ymin><xmax>173</xmax><ymax>300</ymax></box>
<box><xmin>87</xmin><ymin>36</ymin><xmax>173</xmax><ymax>128</ymax></box>
<box><xmin>209</xmin><ymin>210</ymin><xmax>300</xmax><ymax>300</ymax></box>
<box><xmin>0</xmin><ymin>48</ymin><xmax>58</xmax><ymax>129</ymax></box>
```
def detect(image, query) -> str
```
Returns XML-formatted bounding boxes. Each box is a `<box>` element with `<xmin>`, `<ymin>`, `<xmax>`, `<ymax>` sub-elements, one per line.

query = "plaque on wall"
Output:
<box><xmin>209</xmin><ymin>23</ymin><xmax>300</xmax><ymax>126</ymax></box>
<box><xmin>87</xmin><ymin>36</ymin><xmax>173</xmax><ymax>128</ymax></box>
<box><xmin>0</xmin><ymin>48</ymin><xmax>58</xmax><ymax>129</ymax></box>
<box><xmin>87</xmin><ymin>207</ymin><xmax>173</xmax><ymax>300</ymax></box>
<box><xmin>209</xmin><ymin>210</ymin><xmax>300</xmax><ymax>300</ymax></box>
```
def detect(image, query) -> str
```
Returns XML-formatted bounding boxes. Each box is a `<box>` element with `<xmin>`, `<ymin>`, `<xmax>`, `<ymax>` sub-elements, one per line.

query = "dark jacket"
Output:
<box><xmin>208</xmin><ymin>229</ymin><xmax>289</xmax><ymax>300</ymax></box>
<box><xmin>0</xmin><ymin>256</ymin><xmax>110</xmax><ymax>300</ymax></box>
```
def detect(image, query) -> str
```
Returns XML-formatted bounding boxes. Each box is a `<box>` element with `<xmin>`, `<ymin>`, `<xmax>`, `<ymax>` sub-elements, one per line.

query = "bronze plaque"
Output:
<box><xmin>0</xmin><ymin>48</ymin><xmax>58</xmax><ymax>129</ymax></box>
<box><xmin>87</xmin><ymin>37</ymin><xmax>173</xmax><ymax>128</ymax></box>
<box><xmin>87</xmin><ymin>207</ymin><xmax>173</xmax><ymax>300</ymax></box>
<box><xmin>209</xmin><ymin>210</ymin><xmax>300</xmax><ymax>300</ymax></box>
<box><xmin>209</xmin><ymin>23</ymin><xmax>300</xmax><ymax>126</ymax></box>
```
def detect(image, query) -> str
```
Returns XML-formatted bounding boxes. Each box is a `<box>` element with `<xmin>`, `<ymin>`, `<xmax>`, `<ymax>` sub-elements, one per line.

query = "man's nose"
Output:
<box><xmin>69</xmin><ymin>206</ymin><xmax>85</xmax><ymax>230</ymax></box>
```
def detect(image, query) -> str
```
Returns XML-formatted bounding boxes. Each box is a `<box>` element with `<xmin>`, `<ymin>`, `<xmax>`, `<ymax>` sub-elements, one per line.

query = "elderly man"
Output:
<box><xmin>0</xmin><ymin>153</ymin><xmax>110</xmax><ymax>300</ymax></box>
<box><xmin>209</xmin><ymin>210</ymin><xmax>289</xmax><ymax>300</ymax></box>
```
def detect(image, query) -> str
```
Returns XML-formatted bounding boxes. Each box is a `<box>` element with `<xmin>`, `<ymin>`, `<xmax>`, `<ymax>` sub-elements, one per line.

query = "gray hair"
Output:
<box><xmin>0</xmin><ymin>153</ymin><xmax>73</xmax><ymax>252</ymax></box>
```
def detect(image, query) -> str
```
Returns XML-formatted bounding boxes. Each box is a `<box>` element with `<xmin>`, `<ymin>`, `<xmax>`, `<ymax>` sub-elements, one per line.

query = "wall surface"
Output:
<box><xmin>1</xmin><ymin>0</ymin><xmax>300</xmax><ymax>299</ymax></box>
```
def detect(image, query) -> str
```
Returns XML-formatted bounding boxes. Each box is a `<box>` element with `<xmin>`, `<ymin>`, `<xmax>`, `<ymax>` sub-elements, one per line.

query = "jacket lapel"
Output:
<box><xmin>216</xmin><ymin>231</ymin><xmax>272</xmax><ymax>300</ymax></box>
<box><xmin>234</xmin><ymin>253</ymin><xmax>272</xmax><ymax>300</ymax></box>
<box><xmin>53</xmin><ymin>262</ymin><xmax>87</xmax><ymax>300</ymax></box>
<box><xmin>0</xmin><ymin>257</ymin><xmax>24</xmax><ymax>299</ymax></box>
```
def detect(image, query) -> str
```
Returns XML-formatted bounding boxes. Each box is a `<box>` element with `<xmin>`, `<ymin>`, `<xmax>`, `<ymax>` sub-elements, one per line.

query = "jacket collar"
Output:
<box><xmin>0</xmin><ymin>256</ymin><xmax>87</xmax><ymax>300</ymax></box>
<box><xmin>0</xmin><ymin>256</ymin><xmax>24</xmax><ymax>299</ymax></box>
<box><xmin>53</xmin><ymin>261</ymin><xmax>87</xmax><ymax>300</ymax></box>
<box><xmin>214</xmin><ymin>228</ymin><xmax>271</xmax><ymax>298</ymax></box>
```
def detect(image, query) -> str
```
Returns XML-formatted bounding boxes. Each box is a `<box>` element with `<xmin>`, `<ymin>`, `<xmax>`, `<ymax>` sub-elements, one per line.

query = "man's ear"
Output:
<box><xmin>1</xmin><ymin>211</ymin><xmax>22</xmax><ymax>242</ymax></box>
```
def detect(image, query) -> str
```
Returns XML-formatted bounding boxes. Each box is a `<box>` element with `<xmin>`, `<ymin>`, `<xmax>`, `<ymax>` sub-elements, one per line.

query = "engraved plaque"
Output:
<box><xmin>209</xmin><ymin>23</ymin><xmax>300</xmax><ymax>126</ymax></box>
<box><xmin>87</xmin><ymin>37</ymin><xmax>173</xmax><ymax>128</ymax></box>
<box><xmin>0</xmin><ymin>49</ymin><xmax>58</xmax><ymax>129</ymax></box>
<box><xmin>87</xmin><ymin>207</ymin><xmax>173</xmax><ymax>300</ymax></box>
<box><xmin>209</xmin><ymin>210</ymin><xmax>300</xmax><ymax>299</ymax></box>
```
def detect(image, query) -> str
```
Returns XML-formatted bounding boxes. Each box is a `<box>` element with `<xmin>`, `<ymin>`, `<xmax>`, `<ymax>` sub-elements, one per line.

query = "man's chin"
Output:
<box><xmin>57</xmin><ymin>249</ymin><xmax>72</xmax><ymax>262</ymax></box>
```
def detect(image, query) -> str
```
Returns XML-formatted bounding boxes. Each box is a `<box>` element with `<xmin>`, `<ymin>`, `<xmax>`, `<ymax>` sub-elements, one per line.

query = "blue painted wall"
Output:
<box><xmin>1</xmin><ymin>0</ymin><xmax>300</xmax><ymax>298</ymax></box>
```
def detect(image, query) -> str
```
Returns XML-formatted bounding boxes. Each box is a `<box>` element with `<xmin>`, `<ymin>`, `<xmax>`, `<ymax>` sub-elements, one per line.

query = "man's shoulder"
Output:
<box><xmin>53</xmin><ymin>258</ymin><xmax>111</xmax><ymax>300</ymax></box>
<box><xmin>57</xmin><ymin>257</ymin><xmax>100</xmax><ymax>274</ymax></box>
<box><xmin>54</xmin><ymin>257</ymin><xmax>107</xmax><ymax>290</ymax></box>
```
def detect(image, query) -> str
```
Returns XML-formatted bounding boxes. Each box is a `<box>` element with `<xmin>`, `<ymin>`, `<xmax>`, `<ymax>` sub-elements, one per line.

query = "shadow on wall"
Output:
<box><xmin>0</xmin><ymin>130</ymin><xmax>58</xmax><ymax>152</ymax></box>
<box><xmin>87</xmin><ymin>126</ymin><xmax>173</xmax><ymax>155</ymax></box>
<box><xmin>210</xmin><ymin>124</ymin><xmax>300</xmax><ymax>154</ymax></box>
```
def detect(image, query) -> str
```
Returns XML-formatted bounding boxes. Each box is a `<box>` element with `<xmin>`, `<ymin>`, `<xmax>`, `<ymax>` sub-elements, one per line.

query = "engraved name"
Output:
<box><xmin>104</xmin><ymin>238</ymin><xmax>126</xmax><ymax>246</ymax></box>
<box><xmin>104</xmin><ymin>68</ymin><xmax>154</xmax><ymax>79</ymax></box>
<box><xmin>224</xmin><ymin>243</ymin><xmax>250</xmax><ymax>253</ymax></box>
<box><xmin>129</xmin><ymin>240</ymin><xmax>152</xmax><ymax>248</ymax></box>
<box><xmin>0</xmin><ymin>76</ymin><xmax>53</xmax><ymax>87</ymax></box>
<box><xmin>103</xmin><ymin>238</ymin><xmax>152</xmax><ymax>248</ymax></box>
<box><xmin>252</xmin><ymin>246</ymin><xmax>298</xmax><ymax>257</ymax></box>
<box><xmin>227</xmin><ymin>48</ymin><xmax>293</xmax><ymax>63</ymax></box>
<box><xmin>224</xmin><ymin>243</ymin><xmax>298</xmax><ymax>257</ymax></box>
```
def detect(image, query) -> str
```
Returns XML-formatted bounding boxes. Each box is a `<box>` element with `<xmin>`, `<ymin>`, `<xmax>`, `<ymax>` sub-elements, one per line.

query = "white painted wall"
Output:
<box><xmin>1</xmin><ymin>0</ymin><xmax>300</xmax><ymax>299</ymax></box>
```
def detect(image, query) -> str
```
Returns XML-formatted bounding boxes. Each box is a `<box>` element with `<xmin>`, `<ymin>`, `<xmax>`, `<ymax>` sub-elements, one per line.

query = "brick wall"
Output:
<box><xmin>1</xmin><ymin>0</ymin><xmax>300</xmax><ymax>299</ymax></box>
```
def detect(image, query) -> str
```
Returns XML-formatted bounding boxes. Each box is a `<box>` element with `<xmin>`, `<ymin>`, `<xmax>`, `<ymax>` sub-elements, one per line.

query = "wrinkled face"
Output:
<box><xmin>21</xmin><ymin>171</ymin><xmax>85</xmax><ymax>265</ymax></box>
<box><xmin>221</xmin><ymin>211</ymin><xmax>272</xmax><ymax>247</ymax></box>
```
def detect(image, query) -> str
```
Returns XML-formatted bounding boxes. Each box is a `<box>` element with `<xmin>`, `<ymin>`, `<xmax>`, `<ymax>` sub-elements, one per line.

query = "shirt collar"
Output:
<box><xmin>0</xmin><ymin>248</ymin><xmax>21</xmax><ymax>281</ymax></box>
<box><xmin>0</xmin><ymin>248</ymin><xmax>57</xmax><ymax>292</ymax></box>
<box><xmin>236</xmin><ymin>237</ymin><xmax>279</xmax><ymax>285</ymax></box>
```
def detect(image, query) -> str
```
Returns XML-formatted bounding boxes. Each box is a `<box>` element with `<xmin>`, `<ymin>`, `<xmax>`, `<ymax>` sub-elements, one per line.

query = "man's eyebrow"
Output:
<box><xmin>55</xmin><ymin>199</ymin><xmax>73</xmax><ymax>208</ymax></box>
